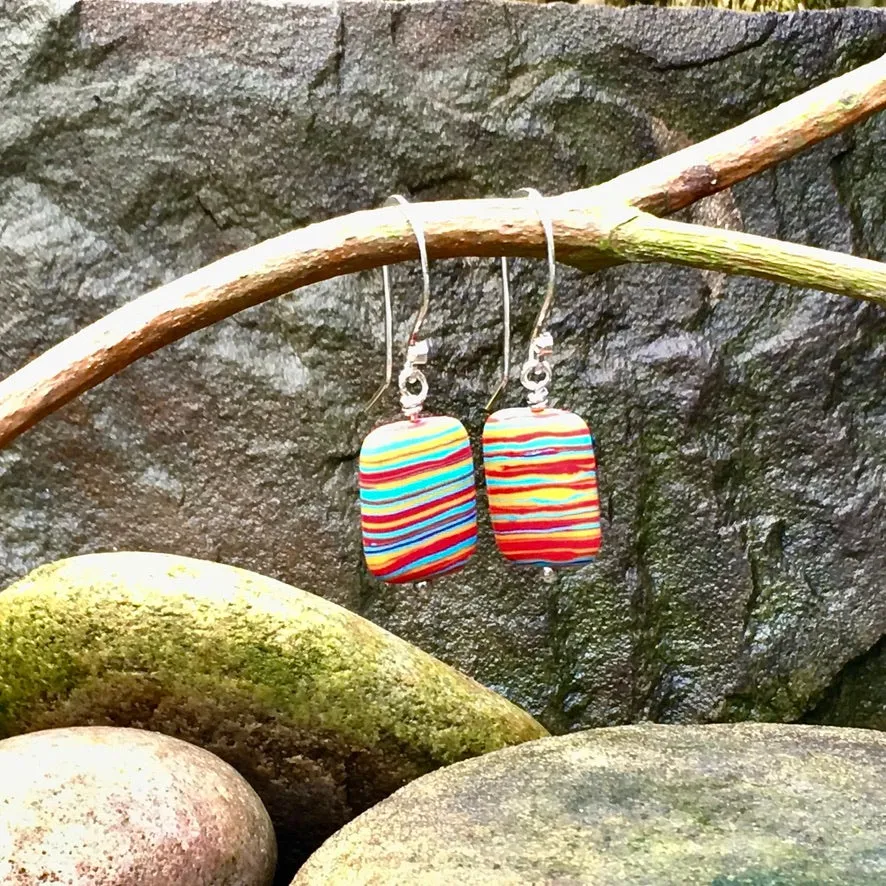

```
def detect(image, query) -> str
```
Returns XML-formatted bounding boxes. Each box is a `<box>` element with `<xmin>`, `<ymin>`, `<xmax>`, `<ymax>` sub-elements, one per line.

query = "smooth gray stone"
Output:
<box><xmin>295</xmin><ymin>723</ymin><xmax>886</xmax><ymax>885</ymax></box>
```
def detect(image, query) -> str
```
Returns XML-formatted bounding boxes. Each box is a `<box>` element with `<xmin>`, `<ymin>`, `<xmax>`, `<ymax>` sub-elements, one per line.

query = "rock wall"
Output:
<box><xmin>1</xmin><ymin>0</ymin><xmax>885</xmax><ymax>731</ymax></box>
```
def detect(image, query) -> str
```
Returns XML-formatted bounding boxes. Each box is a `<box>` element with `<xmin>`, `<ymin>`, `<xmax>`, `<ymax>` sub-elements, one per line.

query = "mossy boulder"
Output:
<box><xmin>0</xmin><ymin>553</ymin><xmax>547</xmax><ymax>881</ymax></box>
<box><xmin>296</xmin><ymin>723</ymin><xmax>886</xmax><ymax>885</ymax></box>
<box><xmin>0</xmin><ymin>726</ymin><xmax>276</xmax><ymax>886</ymax></box>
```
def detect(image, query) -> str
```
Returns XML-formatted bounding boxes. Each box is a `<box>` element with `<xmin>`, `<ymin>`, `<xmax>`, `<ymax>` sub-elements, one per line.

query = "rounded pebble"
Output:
<box><xmin>0</xmin><ymin>726</ymin><xmax>276</xmax><ymax>885</ymax></box>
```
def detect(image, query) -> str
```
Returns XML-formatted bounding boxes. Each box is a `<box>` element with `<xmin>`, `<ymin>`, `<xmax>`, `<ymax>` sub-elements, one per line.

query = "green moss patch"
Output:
<box><xmin>0</xmin><ymin>553</ymin><xmax>547</xmax><ymax>879</ymax></box>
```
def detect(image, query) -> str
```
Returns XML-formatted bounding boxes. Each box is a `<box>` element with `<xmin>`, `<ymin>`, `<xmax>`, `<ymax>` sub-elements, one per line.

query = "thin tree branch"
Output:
<box><xmin>0</xmin><ymin>200</ymin><xmax>604</xmax><ymax>448</ymax></box>
<box><xmin>576</xmin><ymin>52</ymin><xmax>886</xmax><ymax>214</ymax></box>
<box><xmin>2</xmin><ymin>54</ymin><xmax>886</xmax><ymax>449</ymax></box>
<box><xmin>607</xmin><ymin>211</ymin><xmax>886</xmax><ymax>307</ymax></box>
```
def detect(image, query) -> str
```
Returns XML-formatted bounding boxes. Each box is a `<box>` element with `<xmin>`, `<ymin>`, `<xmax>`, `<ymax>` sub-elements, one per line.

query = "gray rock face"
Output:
<box><xmin>294</xmin><ymin>723</ymin><xmax>886</xmax><ymax>886</ymax></box>
<box><xmin>0</xmin><ymin>726</ymin><xmax>276</xmax><ymax>886</ymax></box>
<box><xmin>806</xmin><ymin>635</ymin><xmax>886</xmax><ymax>731</ymax></box>
<box><xmin>1</xmin><ymin>0</ymin><xmax>884</xmax><ymax>731</ymax></box>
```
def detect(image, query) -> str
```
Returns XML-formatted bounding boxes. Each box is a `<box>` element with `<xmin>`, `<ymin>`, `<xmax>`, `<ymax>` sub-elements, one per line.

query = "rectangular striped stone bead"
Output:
<box><xmin>359</xmin><ymin>415</ymin><xmax>478</xmax><ymax>584</ymax></box>
<box><xmin>482</xmin><ymin>407</ymin><xmax>602</xmax><ymax>567</ymax></box>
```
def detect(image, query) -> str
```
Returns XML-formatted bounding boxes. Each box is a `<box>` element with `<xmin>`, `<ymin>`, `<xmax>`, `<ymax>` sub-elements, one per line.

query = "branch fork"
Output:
<box><xmin>1</xmin><ymin>53</ymin><xmax>886</xmax><ymax>448</ymax></box>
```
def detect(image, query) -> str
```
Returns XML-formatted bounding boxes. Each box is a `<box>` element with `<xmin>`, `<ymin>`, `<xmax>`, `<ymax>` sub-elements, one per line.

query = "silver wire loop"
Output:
<box><xmin>518</xmin><ymin>187</ymin><xmax>556</xmax><ymax>350</ymax></box>
<box><xmin>520</xmin><ymin>359</ymin><xmax>552</xmax><ymax>408</ymax></box>
<box><xmin>399</xmin><ymin>337</ymin><xmax>430</xmax><ymax>417</ymax></box>
<box><xmin>520</xmin><ymin>360</ymin><xmax>552</xmax><ymax>391</ymax></box>
<box><xmin>367</xmin><ymin>194</ymin><xmax>432</xmax><ymax>418</ymax></box>
<box><xmin>389</xmin><ymin>195</ymin><xmax>431</xmax><ymax>419</ymax></box>
<box><xmin>399</xmin><ymin>366</ymin><xmax>428</xmax><ymax>418</ymax></box>
<box><xmin>387</xmin><ymin>194</ymin><xmax>431</xmax><ymax>351</ymax></box>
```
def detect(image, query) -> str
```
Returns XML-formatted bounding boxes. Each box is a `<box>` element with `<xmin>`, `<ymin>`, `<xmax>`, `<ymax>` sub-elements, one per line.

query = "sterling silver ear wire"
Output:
<box><xmin>366</xmin><ymin>194</ymin><xmax>431</xmax><ymax>416</ymax></box>
<box><xmin>484</xmin><ymin>188</ymin><xmax>556</xmax><ymax>413</ymax></box>
<box><xmin>388</xmin><ymin>194</ymin><xmax>431</xmax><ymax>419</ymax></box>
<box><xmin>366</xmin><ymin>264</ymin><xmax>394</xmax><ymax>410</ymax></box>
<box><xmin>485</xmin><ymin>257</ymin><xmax>511</xmax><ymax>412</ymax></box>
<box><xmin>518</xmin><ymin>187</ymin><xmax>556</xmax><ymax>410</ymax></box>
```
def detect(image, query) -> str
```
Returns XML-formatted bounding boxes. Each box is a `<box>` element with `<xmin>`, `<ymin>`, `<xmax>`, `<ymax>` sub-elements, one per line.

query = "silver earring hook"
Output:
<box><xmin>365</xmin><ymin>263</ymin><xmax>394</xmax><ymax>410</ymax></box>
<box><xmin>365</xmin><ymin>195</ymin><xmax>431</xmax><ymax>412</ymax></box>
<box><xmin>518</xmin><ymin>187</ymin><xmax>556</xmax><ymax>350</ymax></box>
<box><xmin>386</xmin><ymin>194</ymin><xmax>432</xmax><ymax>420</ymax></box>
<box><xmin>485</xmin><ymin>257</ymin><xmax>511</xmax><ymax>412</ymax></box>
<box><xmin>387</xmin><ymin>194</ymin><xmax>431</xmax><ymax>350</ymax></box>
<box><xmin>518</xmin><ymin>187</ymin><xmax>556</xmax><ymax>409</ymax></box>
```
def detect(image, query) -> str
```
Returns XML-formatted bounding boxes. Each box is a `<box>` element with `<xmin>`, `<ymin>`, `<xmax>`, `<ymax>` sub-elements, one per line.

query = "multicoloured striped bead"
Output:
<box><xmin>482</xmin><ymin>407</ymin><xmax>601</xmax><ymax>566</ymax></box>
<box><xmin>359</xmin><ymin>415</ymin><xmax>478</xmax><ymax>584</ymax></box>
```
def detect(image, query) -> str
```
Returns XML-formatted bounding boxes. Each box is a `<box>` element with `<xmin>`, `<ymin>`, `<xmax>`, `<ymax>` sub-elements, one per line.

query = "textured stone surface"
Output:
<box><xmin>806</xmin><ymin>635</ymin><xmax>886</xmax><ymax>730</ymax></box>
<box><xmin>603</xmin><ymin>0</ymin><xmax>856</xmax><ymax>8</ymax></box>
<box><xmin>0</xmin><ymin>726</ymin><xmax>276</xmax><ymax>886</ymax></box>
<box><xmin>1</xmin><ymin>1</ymin><xmax>885</xmax><ymax>731</ymax></box>
<box><xmin>295</xmin><ymin>723</ymin><xmax>886</xmax><ymax>885</ymax></box>
<box><xmin>0</xmin><ymin>552</ymin><xmax>546</xmax><ymax>880</ymax></box>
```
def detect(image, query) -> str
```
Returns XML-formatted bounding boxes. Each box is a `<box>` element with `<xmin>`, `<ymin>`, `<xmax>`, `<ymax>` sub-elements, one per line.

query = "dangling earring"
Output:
<box><xmin>482</xmin><ymin>188</ymin><xmax>602</xmax><ymax>568</ymax></box>
<box><xmin>359</xmin><ymin>195</ymin><xmax>479</xmax><ymax>584</ymax></box>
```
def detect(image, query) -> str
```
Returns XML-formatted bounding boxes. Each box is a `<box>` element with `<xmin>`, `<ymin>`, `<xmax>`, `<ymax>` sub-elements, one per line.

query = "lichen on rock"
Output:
<box><xmin>295</xmin><ymin>722</ymin><xmax>886</xmax><ymax>885</ymax></box>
